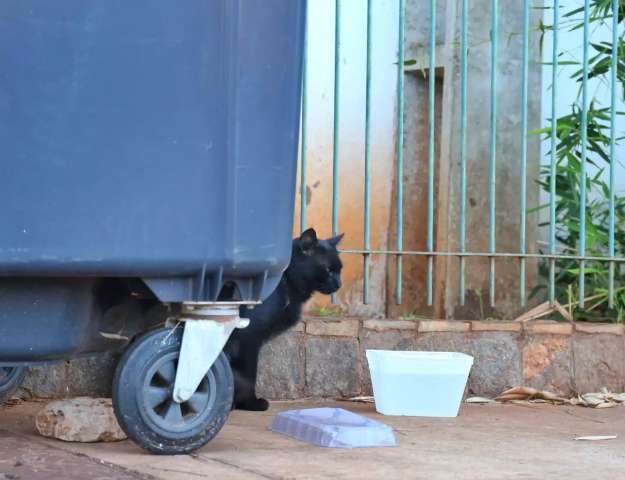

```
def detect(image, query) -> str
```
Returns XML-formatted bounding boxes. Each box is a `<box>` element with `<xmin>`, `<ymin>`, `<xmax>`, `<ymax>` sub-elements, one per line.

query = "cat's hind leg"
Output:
<box><xmin>232</xmin><ymin>340</ymin><xmax>269</xmax><ymax>411</ymax></box>
<box><xmin>233</xmin><ymin>370</ymin><xmax>269</xmax><ymax>411</ymax></box>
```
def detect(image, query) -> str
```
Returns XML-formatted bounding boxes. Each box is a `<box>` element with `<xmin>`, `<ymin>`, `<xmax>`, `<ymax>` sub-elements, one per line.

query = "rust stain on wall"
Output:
<box><xmin>523</xmin><ymin>337</ymin><xmax>567</xmax><ymax>381</ymax></box>
<box><xmin>293</xmin><ymin>142</ymin><xmax>394</xmax><ymax>316</ymax></box>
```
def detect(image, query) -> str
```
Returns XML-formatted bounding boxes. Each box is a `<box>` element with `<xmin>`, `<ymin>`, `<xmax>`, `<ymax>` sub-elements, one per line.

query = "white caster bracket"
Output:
<box><xmin>172</xmin><ymin>303</ymin><xmax>250</xmax><ymax>403</ymax></box>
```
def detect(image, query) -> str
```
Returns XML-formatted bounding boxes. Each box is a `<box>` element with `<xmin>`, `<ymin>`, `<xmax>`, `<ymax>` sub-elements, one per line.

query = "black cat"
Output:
<box><xmin>224</xmin><ymin>228</ymin><xmax>343</xmax><ymax>411</ymax></box>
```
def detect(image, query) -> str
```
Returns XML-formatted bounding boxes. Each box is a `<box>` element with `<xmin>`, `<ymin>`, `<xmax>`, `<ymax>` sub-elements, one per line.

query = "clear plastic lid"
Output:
<box><xmin>270</xmin><ymin>407</ymin><xmax>397</xmax><ymax>448</ymax></box>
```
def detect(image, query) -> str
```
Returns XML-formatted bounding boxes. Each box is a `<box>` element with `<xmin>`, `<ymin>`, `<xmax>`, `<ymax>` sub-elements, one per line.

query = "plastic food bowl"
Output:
<box><xmin>366</xmin><ymin>350</ymin><xmax>474</xmax><ymax>417</ymax></box>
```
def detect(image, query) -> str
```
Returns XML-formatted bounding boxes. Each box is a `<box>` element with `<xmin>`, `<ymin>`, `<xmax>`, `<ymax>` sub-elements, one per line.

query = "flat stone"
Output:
<box><xmin>257</xmin><ymin>331</ymin><xmax>305</xmax><ymax>400</ymax></box>
<box><xmin>471</xmin><ymin>321</ymin><xmax>522</xmax><ymax>332</ymax></box>
<box><xmin>418</xmin><ymin>321</ymin><xmax>470</xmax><ymax>333</ymax></box>
<box><xmin>525</xmin><ymin>321</ymin><xmax>573</xmax><ymax>335</ymax></box>
<box><xmin>363</xmin><ymin>319</ymin><xmax>418</xmax><ymax>331</ymax></box>
<box><xmin>573</xmin><ymin>334</ymin><xmax>625</xmax><ymax>393</ymax></box>
<box><xmin>415</xmin><ymin>332</ymin><xmax>473</xmax><ymax>354</ymax></box>
<box><xmin>415</xmin><ymin>332</ymin><xmax>521</xmax><ymax>397</ymax></box>
<box><xmin>305</xmin><ymin>337</ymin><xmax>360</xmax><ymax>397</ymax></box>
<box><xmin>306</xmin><ymin>318</ymin><xmax>360</xmax><ymax>337</ymax></box>
<box><xmin>360</xmin><ymin>328</ymin><xmax>418</xmax><ymax>395</ymax></box>
<box><xmin>575</xmin><ymin>323</ymin><xmax>624</xmax><ymax>335</ymax></box>
<box><xmin>35</xmin><ymin>397</ymin><xmax>126</xmax><ymax>442</ymax></box>
<box><xmin>522</xmin><ymin>335</ymin><xmax>573</xmax><ymax>395</ymax></box>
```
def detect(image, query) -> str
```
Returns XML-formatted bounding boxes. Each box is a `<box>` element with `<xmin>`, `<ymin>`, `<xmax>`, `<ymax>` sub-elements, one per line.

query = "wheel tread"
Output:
<box><xmin>112</xmin><ymin>327</ymin><xmax>233</xmax><ymax>455</ymax></box>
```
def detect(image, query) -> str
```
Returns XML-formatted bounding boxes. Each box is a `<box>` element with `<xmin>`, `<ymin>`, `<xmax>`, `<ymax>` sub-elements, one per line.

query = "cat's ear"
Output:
<box><xmin>299</xmin><ymin>228</ymin><xmax>318</xmax><ymax>254</ymax></box>
<box><xmin>327</xmin><ymin>233</ymin><xmax>344</xmax><ymax>248</ymax></box>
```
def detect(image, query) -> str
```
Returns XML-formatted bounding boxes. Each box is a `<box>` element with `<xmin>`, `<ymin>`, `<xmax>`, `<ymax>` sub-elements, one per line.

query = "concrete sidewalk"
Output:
<box><xmin>1</xmin><ymin>399</ymin><xmax>624</xmax><ymax>479</ymax></box>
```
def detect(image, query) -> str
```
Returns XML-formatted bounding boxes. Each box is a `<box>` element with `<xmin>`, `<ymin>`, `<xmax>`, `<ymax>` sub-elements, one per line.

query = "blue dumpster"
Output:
<box><xmin>0</xmin><ymin>0</ymin><xmax>306</xmax><ymax>454</ymax></box>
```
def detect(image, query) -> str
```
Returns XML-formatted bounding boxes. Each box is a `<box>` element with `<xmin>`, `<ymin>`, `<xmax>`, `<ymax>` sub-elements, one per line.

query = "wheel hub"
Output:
<box><xmin>141</xmin><ymin>352</ymin><xmax>217</xmax><ymax>433</ymax></box>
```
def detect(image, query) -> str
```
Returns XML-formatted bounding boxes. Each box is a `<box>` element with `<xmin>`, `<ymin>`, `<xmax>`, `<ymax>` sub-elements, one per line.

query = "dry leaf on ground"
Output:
<box><xmin>495</xmin><ymin>386</ymin><xmax>568</xmax><ymax>404</ymax></box>
<box><xmin>345</xmin><ymin>396</ymin><xmax>375</xmax><ymax>404</ymax></box>
<box><xmin>574</xmin><ymin>435</ymin><xmax>617</xmax><ymax>441</ymax></box>
<box><xmin>465</xmin><ymin>397</ymin><xmax>495</xmax><ymax>404</ymax></box>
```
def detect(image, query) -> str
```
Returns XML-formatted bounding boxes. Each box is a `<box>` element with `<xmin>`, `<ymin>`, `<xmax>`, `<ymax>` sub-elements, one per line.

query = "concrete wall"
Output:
<box><xmin>19</xmin><ymin>317</ymin><xmax>625</xmax><ymax>400</ymax></box>
<box><xmin>437</xmin><ymin>0</ymin><xmax>544</xmax><ymax>320</ymax></box>
<box><xmin>256</xmin><ymin>317</ymin><xmax>625</xmax><ymax>399</ymax></box>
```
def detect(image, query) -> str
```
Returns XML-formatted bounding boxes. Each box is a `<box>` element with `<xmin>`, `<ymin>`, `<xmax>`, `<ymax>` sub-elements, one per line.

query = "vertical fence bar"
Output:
<box><xmin>395</xmin><ymin>0</ymin><xmax>406</xmax><ymax>305</ymax></box>
<box><xmin>427</xmin><ymin>0</ymin><xmax>436</xmax><ymax>307</ymax></box>
<box><xmin>363</xmin><ymin>0</ymin><xmax>373</xmax><ymax>304</ymax></box>
<box><xmin>609</xmin><ymin>0</ymin><xmax>618</xmax><ymax>309</ymax></box>
<box><xmin>332</xmin><ymin>1</ymin><xmax>341</xmax><ymax>238</ymax></box>
<box><xmin>459</xmin><ymin>0</ymin><xmax>469</xmax><ymax>305</ymax></box>
<box><xmin>299</xmin><ymin>15</ymin><xmax>308</xmax><ymax>233</ymax></box>
<box><xmin>488</xmin><ymin>0</ymin><xmax>498</xmax><ymax>307</ymax></box>
<box><xmin>549</xmin><ymin>0</ymin><xmax>559</xmax><ymax>304</ymax></box>
<box><xmin>331</xmin><ymin>0</ymin><xmax>341</xmax><ymax>304</ymax></box>
<box><xmin>579</xmin><ymin>0</ymin><xmax>590</xmax><ymax>307</ymax></box>
<box><xmin>519</xmin><ymin>0</ymin><xmax>529</xmax><ymax>306</ymax></box>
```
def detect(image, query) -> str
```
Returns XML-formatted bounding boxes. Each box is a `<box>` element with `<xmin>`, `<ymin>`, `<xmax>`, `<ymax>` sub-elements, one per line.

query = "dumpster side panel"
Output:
<box><xmin>229</xmin><ymin>0</ymin><xmax>304</xmax><ymax>271</ymax></box>
<box><xmin>0</xmin><ymin>0</ymin><xmax>305</xmax><ymax>302</ymax></box>
<box><xmin>0</xmin><ymin>279</ymin><xmax>97</xmax><ymax>361</ymax></box>
<box><xmin>0</xmin><ymin>0</ymin><xmax>227</xmax><ymax>274</ymax></box>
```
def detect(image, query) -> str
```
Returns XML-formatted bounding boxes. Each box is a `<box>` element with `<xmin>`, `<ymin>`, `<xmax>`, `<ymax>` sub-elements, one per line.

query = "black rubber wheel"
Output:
<box><xmin>0</xmin><ymin>367</ymin><xmax>26</xmax><ymax>404</ymax></box>
<box><xmin>112</xmin><ymin>326</ymin><xmax>234</xmax><ymax>455</ymax></box>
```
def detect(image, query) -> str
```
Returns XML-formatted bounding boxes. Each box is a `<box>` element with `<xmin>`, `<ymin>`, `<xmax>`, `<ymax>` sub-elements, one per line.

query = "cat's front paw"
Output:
<box><xmin>235</xmin><ymin>397</ymin><xmax>269</xmax><ymax>411</ymax></box>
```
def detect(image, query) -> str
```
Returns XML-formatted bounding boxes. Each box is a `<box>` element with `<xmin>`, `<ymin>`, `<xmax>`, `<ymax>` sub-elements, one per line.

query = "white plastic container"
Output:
<box><xmin>366</xmin><ymin>350</ymin><xmax>474</xmax><ymax>417</ymax></box>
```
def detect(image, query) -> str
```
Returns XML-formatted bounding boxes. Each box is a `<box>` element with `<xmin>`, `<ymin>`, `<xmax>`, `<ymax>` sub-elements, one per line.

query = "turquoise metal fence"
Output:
<box><xmin>549</xmin><ymin>0</ymin><xmax>560</xmax><ymax>306</ymax></box>
<box><xmin>488</xmin><ymin>0</ymin><xmax>498</xmax><ymax>309</ymax></box>
<box><xmin>298</xmin><ymin>0</ymin><xmax>625</xmax><ymax>316</ymax></box>
<box><xmin>459</xmin><ymin>0</ymin><xmax>468</xmax><ymax>306</ymax></box>
<box><xmin>609</xmin><ymin>0</ymin><xmax>619</xmax><ymax>310</ymax></box>
<box><xmin>579</xmin><ymin>0</ymin><xmax>590</xmax><ymax>307</ymax></box>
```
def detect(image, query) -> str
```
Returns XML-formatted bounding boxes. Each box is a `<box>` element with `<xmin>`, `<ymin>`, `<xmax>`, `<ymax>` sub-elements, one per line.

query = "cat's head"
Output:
<box><xmin>288</xmin><ymin>228</ymin><xmax>344</xmax><ymax>296</ymax></box>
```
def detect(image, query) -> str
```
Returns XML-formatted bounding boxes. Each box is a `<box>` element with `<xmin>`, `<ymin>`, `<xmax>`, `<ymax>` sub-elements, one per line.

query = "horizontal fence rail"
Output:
<box><xmin>298</xmin><ymin>0</ymin><xmax>624</xmax><ymax>320</ymax></box>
